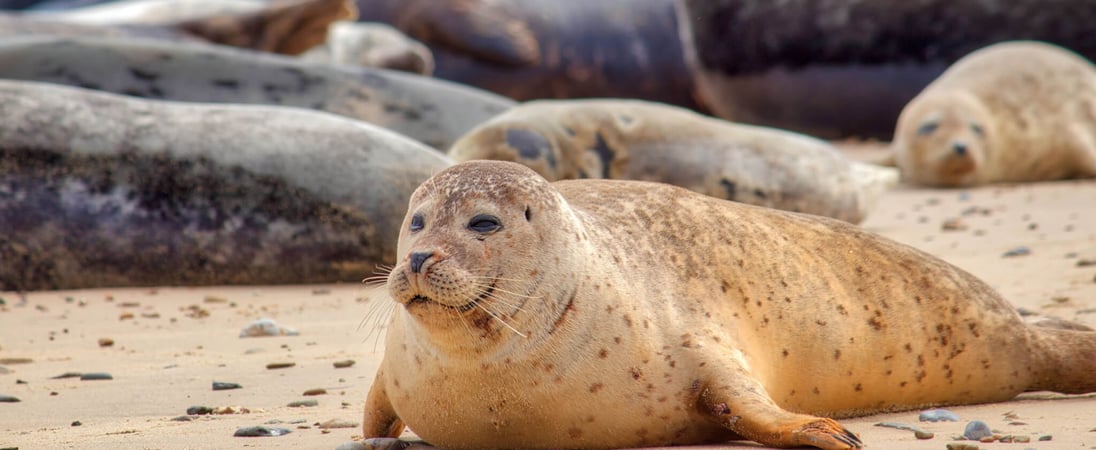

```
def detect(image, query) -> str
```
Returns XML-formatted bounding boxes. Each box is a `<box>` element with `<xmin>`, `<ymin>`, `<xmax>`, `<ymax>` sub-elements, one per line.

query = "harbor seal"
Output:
<box><xmin>447</xmin><ymin>99</ymin><xmax>898</xmax><ymax>223</ymax></box>
<box><xmin>0</xmin><ymin>79</ymin><xmax>451</xmax><ymax>291</ymax></box>
<box><xmin>890</xmin><ymin>41</ymin><xmax>1096</xmax><ymax>187</ymax></box>
<box><xmin>362</xmin><ymin>160</ymin><xmax>1096</xmax><ymax>449</ymax></box>
<box><xmin>676</xmin><ymin>0</ymin><xmax>1096</xmax><ymax>139</ymax></box>
<box><xmin>0</xmin><ymin>36</ymin><xmax>513</xmax><ymax>150</ymax></box>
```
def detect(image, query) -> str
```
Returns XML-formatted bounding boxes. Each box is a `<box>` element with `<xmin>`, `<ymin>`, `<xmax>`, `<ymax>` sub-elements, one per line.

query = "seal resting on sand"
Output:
<box><xmin>890</xmin><ymin>41</ymin><xmax>1096</xmax><ymax>187</ymax></box>
<box><xmin>360</xmin><ymin>160</ymin><xmax>1096</xmax><ymax>449</ymax></box>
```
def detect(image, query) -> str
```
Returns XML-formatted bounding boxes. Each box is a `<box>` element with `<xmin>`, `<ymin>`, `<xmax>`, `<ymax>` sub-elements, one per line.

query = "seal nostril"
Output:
<box><xmin>953</xmin><ymin>142</ymin><xmax>968</xmax><ymax>156</ymax></box>
<box><xmin>409</xmin><ymin>252</ymin><xmax>433</xmax><ymax>273</ymax></box>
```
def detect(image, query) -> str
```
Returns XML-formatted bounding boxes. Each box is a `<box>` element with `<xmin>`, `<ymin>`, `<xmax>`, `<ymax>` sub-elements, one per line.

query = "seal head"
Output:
<box><xmin>893</xmin><ymin>91</ymin><xmax>992</xmax><ymax>187</ymax></box>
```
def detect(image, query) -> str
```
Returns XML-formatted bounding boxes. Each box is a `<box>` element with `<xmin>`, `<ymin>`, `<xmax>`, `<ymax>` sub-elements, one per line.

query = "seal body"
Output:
<box><xmin>363</xmin><ymin>161</ymin><xmax>1096</xmax><ymax>449</ymax></box>
<box><xmin>891</xmin><ymin>41</ymin><xmax>1096</xmax><ymax>187</ymax></box>
<box><xmin>0</xmin><ymin>36</ymin><xmax>513</xmax><ymax>149</ymax></box>
<box><xmin>448</xmin><ymin>99</ymin><xmax>897</xmax><ymax>223</ymax></box>
<box><xmin>0</xmin><ymin>80</ymin><xmax>451</xmax><ymax>291</ymax></box>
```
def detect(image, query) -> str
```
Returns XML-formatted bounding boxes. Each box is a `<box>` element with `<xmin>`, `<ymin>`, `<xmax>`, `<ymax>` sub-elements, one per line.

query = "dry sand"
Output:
<box><xmin>2</xmin><ymin>146</ymin><xmax>1095</xmax><ymax>449</ymax></box>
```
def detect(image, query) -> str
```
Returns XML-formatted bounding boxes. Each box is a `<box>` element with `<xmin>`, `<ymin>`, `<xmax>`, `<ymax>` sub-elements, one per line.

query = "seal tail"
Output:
<box><xmin>1028</xmin><ymin>327</ymin><xmax>1096</xmax><ymax>394</ymax></box>
<box><xmin>849</xmin><ymin>161</ymin><xmax>900</xmax><ymax>222</ymax></box>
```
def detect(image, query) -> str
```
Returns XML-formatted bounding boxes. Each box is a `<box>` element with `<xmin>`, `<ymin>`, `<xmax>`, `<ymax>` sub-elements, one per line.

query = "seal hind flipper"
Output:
<box><xmin>178</xmin><ymin>0</ymin><xmax>357</xmax><ymax>55</ymax></box>
<box><xmin>406</xmin><ymin>1</ymin><xmax>540</xmax><ymax>67</ymax></box>
<box><xmin>1030</xmin><ymin>328</ymin><xmax>1096</xmax><ymax>395</ymax></box>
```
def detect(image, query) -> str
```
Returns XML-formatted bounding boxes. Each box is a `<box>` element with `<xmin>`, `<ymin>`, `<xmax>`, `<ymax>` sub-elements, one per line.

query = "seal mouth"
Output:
<box><xmin>408</xmin><ymin>281</ymin><xmax>496</xmax><ymax>313</ymax></box>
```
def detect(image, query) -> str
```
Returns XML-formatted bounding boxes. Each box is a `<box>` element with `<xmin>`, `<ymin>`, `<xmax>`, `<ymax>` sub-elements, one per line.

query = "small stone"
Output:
<box><xmin>998</xmin><ymin>435</ymin><xmax>1013</xmax><ymax>443</ymax></box>
<box><xmin>1038</xmin><ymin>435</ymin><xmax>1052</xmax><ymax>441</ymax></box>
<box><xmin>0</xmin><ymin>395</ymin><xmax>20</xmax><ymax>403</ymax></box>
<box><xmin>49</xmin><ymin>392</ymin><xmax>58</xmax><ymax>396</ymax></box>
<box><xmin>0</xmin><ymin>358</ymin><xmax>32</xmax><ymax>365</ymax></box>
<box><xmin>233</xmin><ymin>426</ymin><xmax>291</xmax><ymax>437</ymax></box>
<box><xmin>71</xmin><ymin>421</ymin><xmax>82</xmax><ymax>426</ymax></box>
<box><xmin>979</xmin><ymin>436</ymin><xmax>996</xmax><ymax>443</ymax></box>
<box><xmin>16</xmin><ymin>379</ymin><xmax>26</xmax><ymax>384</ymax></box>
<box><xmin>914</xmin><ymin>430</ymin><xmax>934</xmax><ymax>439</ymax></box>
<box><xmin>186</xmin><ymin>406</ymin><xmax>214</xmax><ymax>415</ymax></box>
<box><xmin>171</xmin><ymin>415</ymin><xmax>195</xmax><ymax>422</ymax></box>
<box><xmin>141</xmin><ymin>312</ymin><xmax>161</xmax><ymax>319</ymax></box>
<box><xmin>333</xmin><ymin>360</ymin><xmax>355</xmax><ymax>369</ymax></box>
<box><xmin>946</xmin><ymin>444</ymin><xmax>979</xmax><ymax>450</ymax></box>
<box><xmin>1013</xmin><ymin>435</ymin><xmax>1030</xmax><ymax>443</ymax></box>
<box><xmin>119</xmin><ymin>312</ymin><xmax>134</xmax><ymax>320</ymax></box>
<box><xmin>303</xmin><ymin>388</ymin><xmax>326</xmax><ymax>396</ymax></box>
<box><xmin>203</xmin><ymin>296</ymin><xmax>228</xmax><ymax>304</ymax></box>
<box><xmin>212</xmin><ymin>382</ymin><xmax>242</xmax><ymax>391</ymax></box>
<box><xmin>98</xmin><ymin>338</ymin><xmax>114</xmax><ymax>347</ymax></box>
<box><xmin>963</xmin><ymin>420</ymin><xmax>993</xmax><ymax>440</ymax></box>
<box><xmin>1077</xmin><ymin>259</ymin><xmax>1096</xmax><ymax>267</ymax></box>
<box><xmin>79</xmin><ymin>372</ymin><xmax>113</xmax><ymax>381</ymax></box>
<box><xmin>240</xmin><ymin>318</ymin><xmax>299</xmax><ymax>337</ymax></box>
<box><xmin>266</xmin><ymin>362</ymin><xmax>296</xmax><ymax>370</ymax></box>
<box><xmin>941</xmin><ymin>218</ymin><xmax>968</xmax><ymax>231</ymax></box>
<box><xmin>335</xmin><ymin>442</ymin><xmax>368</xmax><ymax>450</ymax></box>
<box><xmin>919</xmin><ymin>409</ymin><xmax>960</xmax><ymax>422</ymax></box>
<box><xmin>213</xmin><ymin>405</ymin><xmax>257</xmax><ymax>414</ymax></box>
<box><xmin>874</xmin><ymin>421</ymin><xmax>920</xmax><ymax>432</ymax></box>
<box><xmin>118</xmin><ymin>302</ymin><xmax>140</xmax><ymax>308</ymax></box>
<box><xmin>287</xmin><ymin>399</ymin><xmax>318</xmax><ymax>408</ymax></box>
<box><xmin>1003</xmin><ymin>246</ymin><xmax>1030</xmax><ymax>258</ymax></box>
<box><xmin>311</xmin><ymin>288</ymin><xmax>331</xmax><ymax>295</ymax></box>
<box><xmin>51</xmin><ymin>371</ymin><xmax>82</xmax><ymax>379</ymax></box>
<box><xmin>318</xmin><ymin>419</ymin><xmax>357</xmax><ymax>429</ymax></box>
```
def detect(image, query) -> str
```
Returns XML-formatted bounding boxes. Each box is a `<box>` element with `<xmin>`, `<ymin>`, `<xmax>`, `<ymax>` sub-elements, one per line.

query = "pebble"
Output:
<box><xmin>0</xmin><ymin>367</ymin><xmax>9</xmax><ymax>375</ymax></box>
<box><xmin>941</xmin><ymin>218</ymin><xmax>968</xmax><ymax>231</ymax></box>
<box><xmin>171</xmin><ymin>415</ymin><xmax>195</xmax><ymax>422</ymax></box>
<box><xmin>203</xmin><ymin>296</ymin><xmax>228</xmax><ymax>304</ymax></box>
<box><xmin>1038</xmin><ymin>435</ymin><xmax>1052</xmax><ymax>441</ymax></box>
<box><xmin>1002</xmin><ymin>246</ymin><xmax>1031</xmax><ymax>258</ymax></box>
<box><xmin>303</xmin><ymin>388</ymin><xmax>327</xmax><ymax>396</ymax></box>
<box><xmin>919</xmin><ymin>409</ymin><xmax>960</xmax><ymax>422</ymax></box>
<box><xmin>118</xmin><ymin>312</ymin><xmax>134</xmax><ymax>320</ymax></box>
<box><xmin>963</xmin><ymin>420</ymin><xmax>993</xmax><ymax>440</ymax></box>
<box><xmin>98</xmin><ymin>338</ymin><xmax>114</xmax><ymax>347</ymax></box>
<box><xmin>213</xmin><ymin>405</ymin><xmax>262</xmax><ymax>414</ymax></box>
<box><xmin>0</xmin><ymin>395</ymin><xmax>20</xmax><ymax>403</ymax></box>
<box><xmin>267</xmin><ymin>362</ymin><xmax>296</xmax><ymax>370</ymax></box>
<box><xmin>333</xmin><ymin>360</ymin><xmax>356</xmax><ymax>369</ymax></box>
<box><xmin>16</xmin><ymin>380</ymin><xmax>26</xmax><ymax>384</ymax></box>
<box><xmin>914</xmin><ymin>430</ymin><xmax>934</xmax><ymax>439</ymax></box>
<box><xmin>946</xmin><ymin>444</ymin><xmax>979</xmax><ymax>450</ymax></box>
<box><xmin>186</xmin><ymin>406</ymin><xmax>214</xmax><ymax>415</ymax></box>
<box><xmin>79</xmin><ymin>373</ymin><xmax>113</xmax><ymax>381</ymax></box>
<box><xmin>1013</xmin><ymin>435</ymin><xmax>1030</xmax><ymax>443</ymax></box>
<box><xmin>71</xmin><ymin>421</ymin><xmax>82</xmax><ymax>426</ymax></box>
<box><xmin>336</xmin><ymin>442</ymin><xmax>368</xmax><ymax>450</ymax></box>
<box><xmin>212</xmin><ymin>382</ymin><xmax>242</xmax><ymax>391</ymax></box>
<box><xmin>0</xmin><ymin>358</ymin><xmax>32</xmax><ymax>364</ymax></box>
<box><xmin>287</xmin><ymin>399</ymin><xmax>318</xmax><ymax>408</ymax></box>
<box><xmin>318</xmin><ymin>419</ymin><xmax>357</xmax><ymax>429</ymax></box>
<box><xmin>233</xmin><ymin>426</ymin><xmax>291</xmax><ymax>437</ymax></box>
<box><xmin>1077</xmin><ymin>259</ymin><xmax>1096</xmax><ymax>267</ymax></box>
<box><xmin>240</xmin><ymin>318</ymin><xmax>299</xmax><ymax>337</ymax></box>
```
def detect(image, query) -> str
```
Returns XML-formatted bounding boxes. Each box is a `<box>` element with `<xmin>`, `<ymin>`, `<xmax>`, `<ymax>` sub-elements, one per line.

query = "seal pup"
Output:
<box><xmin>0</xmin><ymin>79</ymin><xmax>451</xmax><ymax>291</ymax></box>
<box><xmin>301</xmin><ymin>21</ymin><xmax>435</xmax><ymax>75</ymax></box>
<box><xmin>361</xmin><ymin>160</ymin><xmax>1096</xmax><ymax>449</ymax></box>
<box><xmin>890</xmin><ymin>41</ymin><xmax>1096</xmax><ymax>187</ymax></box>
<box><xmin>0</xmin><ymin>36</ymin><xmax>513</xmax><ymax>150</ymax></box>
<box><xmin>448</xmin><ymin>99</ymin><xmax>898</xmax><ymax>223</ymax></box>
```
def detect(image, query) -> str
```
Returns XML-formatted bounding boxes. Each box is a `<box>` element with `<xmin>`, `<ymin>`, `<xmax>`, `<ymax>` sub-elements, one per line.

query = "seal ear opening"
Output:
<box><xmin>524</xmin><ymin>206</ymin><xmax>532</xmax><ymax>222</ymax></box>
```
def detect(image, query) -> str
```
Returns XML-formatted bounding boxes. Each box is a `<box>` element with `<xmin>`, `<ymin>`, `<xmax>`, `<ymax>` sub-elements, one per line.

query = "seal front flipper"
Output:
<box><xmin>699</xmin><ymin>375</ymin><xmax>862</xmax><ymax>449</ymax></box>
<box><xmin>362</xmin><ymin>365</ymin><xmax>406</xmax><ymax>440</ymax></box>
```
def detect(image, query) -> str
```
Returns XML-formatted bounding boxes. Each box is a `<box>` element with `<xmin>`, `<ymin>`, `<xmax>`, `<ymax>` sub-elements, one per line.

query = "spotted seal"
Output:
<box><xmin>360</xmin><ymin>160</ymin><xmax>1096</xmax><ymax>449</ymax></box>
<box><xmin>447</xmin><ymin>99</ymin><xmax>898</xmax><ymax>223</ymax></box>
<box><xmin>890</xmin><ymin>41</ymin><xmax>1096</xmax><ymax>187</ymax></box>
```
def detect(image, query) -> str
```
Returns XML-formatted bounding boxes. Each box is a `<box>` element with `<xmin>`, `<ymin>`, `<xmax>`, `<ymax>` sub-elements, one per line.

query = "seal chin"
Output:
<box><xmin>405</xmin><ymin>282</ymin><xmax>497</xmax><ymax>313</ymax></box>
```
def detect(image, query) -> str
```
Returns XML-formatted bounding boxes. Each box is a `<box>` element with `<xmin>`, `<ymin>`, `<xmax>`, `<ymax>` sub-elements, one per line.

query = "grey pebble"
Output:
<box><xmin>233</xmin><ymin>426</ymin><xmax>292</xmax><ymax>437</ymax></box>
<box><xmin>963</xmin><ymin>420</ymin><xmax>993</xmax><ymax>440</ymax></box>
<box><xmin>51</xmin><ymin>372</ymin><xmax>82</xmax><ymax>379</ymax></box>
<box><xmin>287</xmin><ymin>399</ymin><xmax>318</xmax><ymax>408</ymax></box>
<box><xmin>171</xmin><ymin>415</ymin><xmax>195</xmax><ymax>422</ymax></box>
<box><xmin>946</xmin><ymin>444</ymin><xmax>979</xmax><ymax>450</ymax></box>
<box><xmin>0</xmin><ymin>395</ymin><xmax>20</xmax><ymax>403</ymax></box>
<box><xmin>79</xmin><ymin>372</ymin><xmax>113</xmax><ymax>381</ymax></box>
<box><xmin>1038</xmin><ymin>435</ymin><xmax>1052</xmax><ymax>441</ymax></box>
<box><xmin>186</xmin><ymin>406</ymin><xmax>213</xmax><ymax>415</ymax></box>
<box><xmin>914</xmin><ymin>430</ymin><xmax>934</xmax><ymax>439</ymax></box>
<box><xmin>335</xmin><ymin>442</ymin><xmax>367</xmax><ymax>450</ymax></box>
<box><xmin>1003</xmin><ymin>246</ymin><xmax>1031</xmax><ymax>257</ymax></box>
<box><xmin>71</xmin><ymin>421</ymin><xmax>82</xmax><ymax>426</ymax></box>
<box><xmin>919</xmin><ymin>409</ymin><xmax>960</xmax><ymax>422</ymax></box>
<box><xmin>319</xmin><ymin>419</ymin><xmax>358</xmax><ymax>429</ymax></box>
<box><xmin>874</xmin><ymin>421</ymin><xmax>921</xmax><ymax>432</ymax></box>
<box><xmin>16</xmin><ymin>379</ymin><xmax>27</xmax><ymax>384</ymax></box>
<box><xmin>212</xmin><ymin>381</ymin><xmax>242</xmax><ymax>391</ymax></box>
<box><xmin>333</xmin><ymin>360</ymin><xmax>356</xmax><ymax>369</ymax></box>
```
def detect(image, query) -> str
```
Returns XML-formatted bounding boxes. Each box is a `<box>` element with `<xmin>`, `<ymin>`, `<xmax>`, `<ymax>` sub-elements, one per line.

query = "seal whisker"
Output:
<box><xmin>473</xmin><ymin>301</ymin><xmax>527</xmax><ymax>338</ymax></box>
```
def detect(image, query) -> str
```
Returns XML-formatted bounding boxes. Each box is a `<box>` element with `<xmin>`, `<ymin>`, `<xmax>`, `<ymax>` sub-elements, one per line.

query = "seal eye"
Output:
<box><xmin>970</xmin><ymin>123</ymin><xmax>985</xmax><ymax>137</ymax></box>
<box><xmin>410</xmin><ymin>213</ymin><xmax>424</xmax><ymax>232</ymax></box>
<box><xmin>524</xmin><ymin>206</ymin><xmax>532</xmax><ymax>222</ymax></box>
<box><xmin>468</xmin><ymin>214</ymin><xmax>501</xmax><ymax>234</ymax></box>
<box><xmin>917</xmin><ymin>121</ymin><xmax>939</xmax><ymax>136</ymax></box>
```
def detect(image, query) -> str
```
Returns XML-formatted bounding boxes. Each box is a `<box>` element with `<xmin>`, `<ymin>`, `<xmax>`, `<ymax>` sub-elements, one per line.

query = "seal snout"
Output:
<box><xmin>952</xmin><ymin>141</ymin><xmax>968</xmax><ymax>156</ymax></box>
<box><xmin>409</xmin><ymin>251</ymin><xmax>435</xmax><ymax>273</ymax></box>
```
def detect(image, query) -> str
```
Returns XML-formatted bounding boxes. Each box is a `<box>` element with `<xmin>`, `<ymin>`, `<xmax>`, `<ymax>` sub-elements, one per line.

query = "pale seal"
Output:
<box><xmin>0</xmin><ymin>79</ymin><xmax>451</xmax><ymax>291</ymax></box>
<box><xmin>447</xmin><ymin>99</ymin><xmax>898</xmax><ymax>223</ymax></box>
<box><xmin>301</xmin><ymin>21</ymin><xmax>435</xmax><ymax>75</ymax></box>
<box><xmin>0</xmin><ymin>36</ymin><xmax>513</xmax><ymax>149</ymax></box>
<box><xmin>890</xmin><ymin>41</ymin><xmax>1096</xmax><ymax>187</ymax></box>
<box><xmin>361</xmin><ymin>160</ymin><xmax>1096</xmax><ymax>449</ymax></box>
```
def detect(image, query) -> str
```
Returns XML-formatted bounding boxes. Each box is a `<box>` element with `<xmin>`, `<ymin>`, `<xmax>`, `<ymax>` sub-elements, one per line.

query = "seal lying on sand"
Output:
<box><xmin>0</xmin><ymin>36</ymin><xmax>513</xmax><ymax>149</ymax></box>
<box><xmin>361</xmin><ymin>160</ymin><xmax>1096</xmax><ymax>449</ymax></box>
<box><xmin>890</xmin><ymin>41</ymin><xmax>1096</xmax><ymax>187</ymax></box>
<box><xmin>448</xmin><ymin>99</ymin><xmax>897</xmax><ymax>223</ymax></box>
<box><xmin>0</xmin><ymin>80</ymin><xmax>451</xmax><ymax>292</ymax></box>
<box><xmin>23</xmin><ymin>0</ymin><xmax>357</xmax><ymax>55</ymax></box>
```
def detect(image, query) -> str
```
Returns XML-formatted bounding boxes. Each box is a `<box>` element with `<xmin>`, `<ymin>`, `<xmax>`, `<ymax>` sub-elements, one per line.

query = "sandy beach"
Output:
<box><xmin>2</xmin><ymin>146</ymin><xmax>1095</xmax><ymax>449</ymax></box>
